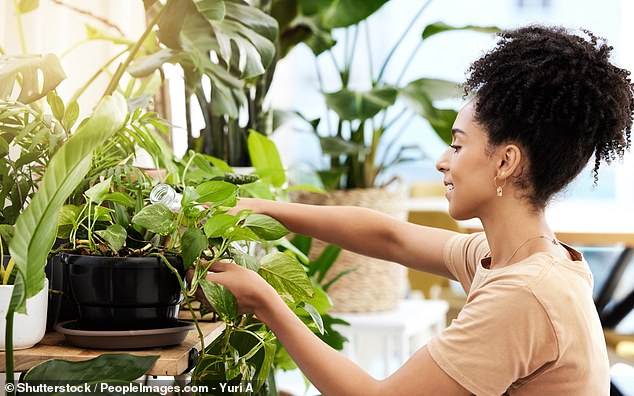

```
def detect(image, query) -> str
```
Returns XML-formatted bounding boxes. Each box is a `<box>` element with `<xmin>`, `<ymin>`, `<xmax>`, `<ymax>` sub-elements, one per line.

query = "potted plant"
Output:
<box><xmin>0</xmin><ymin>88</ymin><xmax>71</xmax><ymax>347</ymax></box>
<box><xmin>273</xmin><ymin>2</ymin><xmax>498</xmax><ymax>312</ymax></box>
<box><xmin>0</xmin><ymin>3</ymin><xmax>179</xmax><ymax>379</ymax></box>
<box><xmin>0</xmin><ymin>3</ymin><xmax>346</xmax><ymax>394</ymax></box>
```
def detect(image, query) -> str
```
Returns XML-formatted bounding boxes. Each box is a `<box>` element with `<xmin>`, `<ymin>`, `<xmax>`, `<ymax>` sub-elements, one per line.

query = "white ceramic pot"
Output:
<box><xmin>0</xmin><ymin>278</ymin><xmax>48</xmax><ymax>350</ymax></box>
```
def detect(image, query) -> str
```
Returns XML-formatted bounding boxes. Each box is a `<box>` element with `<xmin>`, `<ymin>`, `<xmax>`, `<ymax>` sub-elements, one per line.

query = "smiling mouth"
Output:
<box><xmin>446</xmin><ymin>184</ymin><xmax>454</xmax><ymax>192</ymax></box>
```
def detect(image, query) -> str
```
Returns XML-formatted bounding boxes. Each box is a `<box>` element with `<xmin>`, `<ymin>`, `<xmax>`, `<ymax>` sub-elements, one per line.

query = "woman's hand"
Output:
<box><xmin>193</xmin><ymin>261</ymin><xmax>279</xmax><ymax>317</ymax></box>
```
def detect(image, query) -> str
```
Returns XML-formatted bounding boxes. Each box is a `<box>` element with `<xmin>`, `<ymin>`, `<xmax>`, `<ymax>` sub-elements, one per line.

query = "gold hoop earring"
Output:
<box><xmin>494</xmin><ymin>172</ymin><xmax>507</xmax><ymax>197</ymax></box>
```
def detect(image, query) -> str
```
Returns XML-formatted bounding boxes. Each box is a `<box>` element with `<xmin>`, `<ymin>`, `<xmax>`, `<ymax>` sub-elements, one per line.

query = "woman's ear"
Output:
<box><xmin>496</xmin><ymin>143</ymin><xmax>523</xmax><ymax>177</ymax></box>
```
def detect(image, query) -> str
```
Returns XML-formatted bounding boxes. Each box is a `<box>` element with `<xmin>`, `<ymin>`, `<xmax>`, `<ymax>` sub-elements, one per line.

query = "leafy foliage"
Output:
<box><xmin>277</xmin><ymin>10</ymin><xmax>499</xmax><ymax>188</ymax></box>
<box><xmin>9</xmin><ymin>95</ymin><xmax>128</xmax><ymax>309</ymax></box>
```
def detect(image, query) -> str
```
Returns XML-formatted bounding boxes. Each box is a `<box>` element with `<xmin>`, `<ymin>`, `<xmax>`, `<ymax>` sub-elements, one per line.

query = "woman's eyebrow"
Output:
<box><xmin>451</xmin><ymin>128</ymin><xmax>466</xmax><ymax>137</ymax></box>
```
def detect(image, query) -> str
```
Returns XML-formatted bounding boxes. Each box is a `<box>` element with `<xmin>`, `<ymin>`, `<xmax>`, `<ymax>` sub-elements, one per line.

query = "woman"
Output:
<box><xmin>205</xmin><ymin>26</ymin><xmax>633</xmax><ymax>395</ymax></box>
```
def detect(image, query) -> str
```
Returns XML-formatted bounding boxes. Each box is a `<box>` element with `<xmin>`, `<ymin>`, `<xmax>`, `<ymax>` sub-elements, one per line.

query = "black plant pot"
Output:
<box><xmin>61</xmin><ymin>254</ymin><xmax>184</xmax><ymax>330</ymax></box>
<box><xmin>45</xmin><ymin>254</ymin><xmax>67</xmax><ymax>331</ymax></box>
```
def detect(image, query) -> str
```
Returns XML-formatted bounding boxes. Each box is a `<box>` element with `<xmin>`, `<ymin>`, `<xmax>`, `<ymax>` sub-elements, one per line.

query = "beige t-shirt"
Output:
<box><xmin>427</xmin><ymin>232</ymin><xmax>609</xmax><ymax>395</ymax></box>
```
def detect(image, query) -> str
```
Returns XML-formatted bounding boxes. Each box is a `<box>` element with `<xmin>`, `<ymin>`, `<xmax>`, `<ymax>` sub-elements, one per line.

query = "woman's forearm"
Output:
<box><xmin>242</xmin><ymin>198</ymin><xmax>401</xmax><ymax>262</ymax></box>
<box><xmin>256</xmin><ymin>297</ymin><xmax>382</xmax><ymax>396</ymax></box>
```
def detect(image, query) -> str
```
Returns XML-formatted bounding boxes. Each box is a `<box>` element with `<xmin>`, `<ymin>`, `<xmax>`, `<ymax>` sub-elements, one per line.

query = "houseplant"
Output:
<box><xmin>1</xmin><ymin>3</ymin><xmax>345</xmax><ymax>394</ymax></box>
<box><xmin>278</xmin><ymin>2</ymin><xmax>498</xmax><ymax>312</ymax></box>
<box><xmin>127</xmin><ymin>0</ymin><xmax>392</xmax><ymax>166</ymax></box>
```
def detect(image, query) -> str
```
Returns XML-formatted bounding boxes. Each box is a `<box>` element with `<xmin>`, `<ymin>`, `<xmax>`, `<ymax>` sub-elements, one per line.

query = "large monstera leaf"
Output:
<box><xmin>135</xmin><ymin>0</ymin><xmax>278</xmax><ymax>119</ymax></box>
<box><xmin>0</xmin><ymin>54</ymin><xmax>66</xmax><ymax>104</ymax></box>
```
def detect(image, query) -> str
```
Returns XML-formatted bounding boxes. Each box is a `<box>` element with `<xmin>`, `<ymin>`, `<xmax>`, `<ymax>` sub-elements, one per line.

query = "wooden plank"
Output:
<box><xmin>1</xmin><ymin>321</ymin><xmax>225</xmax><ymax>376</ymax></box>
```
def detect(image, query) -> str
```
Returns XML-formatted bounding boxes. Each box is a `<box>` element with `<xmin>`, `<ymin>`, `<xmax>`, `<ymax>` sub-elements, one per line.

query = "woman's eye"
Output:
<box><xmin>449</xmin><ymin>144</ymin><xmax>461</xmax><ymax>153</ymax></box>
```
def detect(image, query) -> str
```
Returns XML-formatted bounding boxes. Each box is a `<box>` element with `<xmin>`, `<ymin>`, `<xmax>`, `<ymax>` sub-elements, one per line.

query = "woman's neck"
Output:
<box><xmin>480</xmin><ymin>200</ymin><xmax>568</xmax><ymax>269</ymax></box>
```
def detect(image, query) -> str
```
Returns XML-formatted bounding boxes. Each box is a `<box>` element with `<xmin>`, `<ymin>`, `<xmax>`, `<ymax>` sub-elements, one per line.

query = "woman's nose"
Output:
<box><xmin>436</xmin><ymin>148</ymin><xmax>450</xmax><ymax>173</ymax></box>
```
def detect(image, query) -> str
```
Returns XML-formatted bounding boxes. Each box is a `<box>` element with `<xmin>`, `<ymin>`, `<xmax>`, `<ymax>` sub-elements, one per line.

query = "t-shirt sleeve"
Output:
<box><xmin>443</xmin><ymin>232</ymin><xmax>489</xmax><ymax>293</ymax></box>
<box><xmin>427</xmin><ymin>283</ymin><xmax>558</xmax><ymax>395</ymax></box>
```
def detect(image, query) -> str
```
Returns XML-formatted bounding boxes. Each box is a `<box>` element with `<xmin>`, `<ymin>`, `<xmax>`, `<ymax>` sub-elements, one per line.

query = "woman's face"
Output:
<box><xmin>435</xmin><ymin>101</ymin><xmax>498</xmax><ymax>220</ymax></box>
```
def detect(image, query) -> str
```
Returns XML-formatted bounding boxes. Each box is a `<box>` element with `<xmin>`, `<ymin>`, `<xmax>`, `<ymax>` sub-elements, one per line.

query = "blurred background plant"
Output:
<box><xmin>273</xmin><ymin>1</ymin><xmax>498</xmax><ymax>190</ymax></box>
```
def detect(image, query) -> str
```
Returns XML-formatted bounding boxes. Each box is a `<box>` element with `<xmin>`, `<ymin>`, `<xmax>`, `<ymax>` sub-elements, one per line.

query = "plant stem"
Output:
<box><xmin>345</xmin><ymin>25</ymin><xmax>360</xmax><ymax>84</ymax></box>
<box><xmin>49</xmin><ymin>0</ymin><xmax>126</xmax><ymax>36</ymax></box>
<box><xmin>5</xmin><ymin>309</ymin><xmax>15</xmax><ymax>396</ymax></box>
<box><xmin>395</xmin><ymin>40</ymin><xmax>424</xmax><ymax>87</ymax></box>
<box><xmin>60</xmin><ymin>39</ymin><xmax>89</xmax><ymax>59</ymax></box>
<box><xmin>365</xmin><ymin>22</ymin><xmax>375</xmax><ymax>87</ymax></box>
<box><xmin>155</xmin><ymin>254</ymin><xmax>207</xmax><ymax>356</ymax></box>
<box><xmin>378</xmin><ymin>112</ymin><xmax>415</xmax><ymax>167</ymax></box>
<box><xmin>314</xmin><ymin>58</ymin><xmax>333</xmax><ymax>137</ymax></box>
<box><xmin>71</xmin><ymin>47</ymin><xmax>129</xmax><ymax>104</ymax></box>
<box><xmin>13</xmin><ymin>0</ymin><xmax>27</xmax><ymax>55</ymax></box>
<box><xmin>103</xmin><ymin>1</ymin><xmax>168</xmax><ymax>97</ymax></box>
<box><xmin>375</xmin><ymin>0</ymin><xmax>434</xmax><ymax>84</ymax></box>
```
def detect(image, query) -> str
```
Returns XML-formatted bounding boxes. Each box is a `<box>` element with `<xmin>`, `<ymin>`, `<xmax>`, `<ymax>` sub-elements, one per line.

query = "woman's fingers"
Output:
<box><xmin>208</xmin><ymin>260</ymin><xmax>235</xmax><ymax>273</ymax></box>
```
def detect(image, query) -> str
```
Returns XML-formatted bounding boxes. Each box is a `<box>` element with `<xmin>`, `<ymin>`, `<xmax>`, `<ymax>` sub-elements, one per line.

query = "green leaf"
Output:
<box><xmin>258</xmin><ymin>252</ymin><xmax>313</xmax><ymax>305</ymax></box>
<box><xmin>254</xmin><ymin>332</ymin><xmax>276</xmax><ymax>390</ymax></box>
<box><xmin>322</xmin><ymin>268</ymin><xmax>355</xmax><ymax>291</ymax></box>
<box><xmin>399</xmin><ymin>86</ymin><xmax>458</xmax><ymax>145</ymax></box>
<box><xmin>324</xmin><ymin>87</ymin><xmax>398</xmax><ymax>120</ymax></box>
<box><xmin>428</xmin><ymin>108</ymin><xmax>458</xmax><ymax>145</ymax></box>
<box><xmin>305</xmin><ymin>283</ymin><xmax>333</xmax><ymax>314</ymax></box>
<box><xmin>422</xmin><ymin>21</ymin><xmax>500</xmax><ymax>40</ymax></box>
<box><xmin>0</xmin><ymin>54</ymin><xmax>66</xmax><ymax>104</ymax></box>
<box><xmin>95</xmin><ymin>224</ymin><xmax>127</xmax><ymax>252</ymax></box>
<box><xmin>0</xmin><ymin>224</ymin><xmax>15</xmax><ymax>247</ymax></box>
<box><xmin>56</xmin><ymin>205</ymin><xmax>81</xmax><ymax>239</ymax></box>
<box><xmin>200</xmin><ymin>278</ymin><xmax>238</xmax><ymax>323</ymax></box>
<box><xmin>207</xmin><ymin>155</ymin><xmax>234</xmax><ymax>173</ymax></box>
<box><xmin>318</xmin><ymin>0</ymin><xmax>390</xmax><ymax>28</ymax></box>
<box><xmin>242</xmin><ymin>214</ymin><xmax>288</xmax><ymax>241</ymax></box>
<box><xmin>102</xmin><ymin>192</ymin><xmax>136</xmax><ymax>207</ymax></box>
<box><xmin>62</xmin><ymin>101</ymin><xmax>80</xmax><ymax>131</ymax></box>
<box><xmin>401</xmin><ymin>78</ymin><xmax>463</xmax><ymax>102</ymax></box>
<box><xmin>131</xmin><ymin>203</ymin><xmax>177</xmax><ymax>235</ymax></box>
<box><xmin>8</xmin><ymin>269</ymin><xmax>26</xmax><ymax>313</ymax></box>
<box><xmin>17</xmin><ymin>0</ymin><xmax>39</xmax><ymax>14</ymax></box>
<box><xmin>203</xmin><ymin>213</ymin><xmax>238</xmax><ymax>238</ymax></box>
<box><xmin>230</xmin><ymin>247</ymin><xmax>260</xmax><ymax>271</ymax></box>
<box><xmin>156</xmin><ymin>0</ymin><xmax>192</xmax><ymax>49</ymax></box>
<box><xmin>237</xmin><ymin>181</ymin><xmax>275</xmax><ymax>199</ymax></box>
<box><xmin>317</xmin><ymin>169</ymin><xmax>344</xmax><ymax>190</ymax></box>
<box><xmin>24</xmin><ymin>354</ymin><xmax>159</xmax><ymax>384</ymax></box>
<box><xmin>9</xmin><ymin>95</ymin><xmax>126</xmax><ymax>306</ymax></box>
<box><xmin>247</xmin><ymin>130</ymin><xmax>286</xmax><ymax>187</ymax></box>
<box><xmin>310</xmin><ymin>244</ymin><xmax>342</xmax><ymax>282</ymax></box>
<box><xmin>128</xmin><ymin>48</ymin><xmax>178</xmax><ymax>78</ymax></box>
<box><xmin>319</xmin><ymin>315</ymin><xmax>349</xmax><ymax>350</ymax></box>
<box><xmin>300</xmin><ymin>302</ymin><xmax>324</xmax><ymax>334</ymax></box>
<box><xmin>226</xmin><ymin>226</ymin><xmax>260</xmax><ymax>242</ymax></box>
<box><xmin>193</xmin><ymin>0</ymin><xmax>226</xmax><ymax>21</ymax></box>
<box><xmin>319</xmin><ymin>136</ymin><xmax>366</xmax><ymax>156</ymax></box>
<box><xmin>196</xmin><ymin>180</ymin><xmax>238</xmax><ymax>203</ymax></box>
<box><xmin>181</xmin><ymin>227</ymin><xmax>208</xmax><ymax>269</ymax></box>
<box><xmin>46</xmin><ymin>91</ymin><xmax>65</xmax><ymax>122</ymax></box>
<box><xmin>84</xmin><ymin>176</ymin><xmax>112</xmax><ymax>204</ymax></box>
<box><xmin>277</xmin><ymin>236</ymin><xmax>310</xmax><ymax>264</ymax></box>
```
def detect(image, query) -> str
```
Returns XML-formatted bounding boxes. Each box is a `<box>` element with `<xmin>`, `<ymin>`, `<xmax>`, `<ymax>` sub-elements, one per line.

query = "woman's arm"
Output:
<box><xmin>237</xmin><ymin>198</ymin><xmax>460</xmax><ymax>278</ymax></box>
<box><xmin>205</xmin><ymin>262</ymin><xmax>470</xmax><ymax>396</ymax></box>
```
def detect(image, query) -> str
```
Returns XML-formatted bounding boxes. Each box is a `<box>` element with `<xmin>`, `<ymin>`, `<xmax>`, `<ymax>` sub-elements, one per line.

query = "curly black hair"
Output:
<box><xmin>464</xmin><ymin>25</ymin><xmax>634</xmax><ymax>207</ymax></box>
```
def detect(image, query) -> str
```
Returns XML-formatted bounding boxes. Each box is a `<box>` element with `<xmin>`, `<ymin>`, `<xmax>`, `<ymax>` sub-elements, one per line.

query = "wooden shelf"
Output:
<box><xmin>0</xmin><ymin>321</ymin><xmax>225</xmax><ymax>376</ymax></box>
